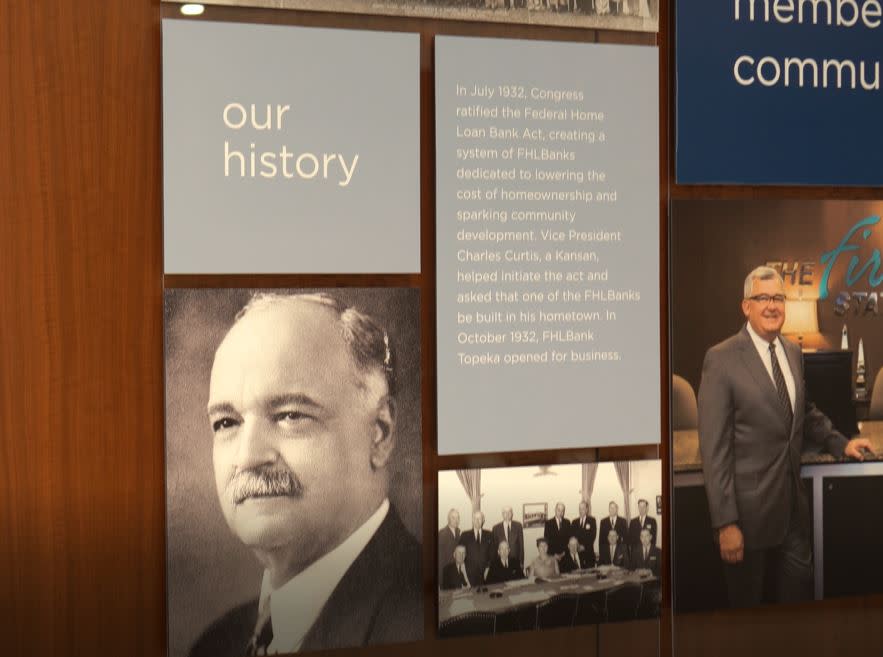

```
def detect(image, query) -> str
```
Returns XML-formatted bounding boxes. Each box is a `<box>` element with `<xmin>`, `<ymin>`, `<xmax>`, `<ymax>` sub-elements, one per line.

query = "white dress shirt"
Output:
<box><xmin>746</xmin><ymin>322</ymin><xmax>796</xmax><ymax>410</ymax></box>
<box><xmin>260</xmin><ymin>498</ymin><xmax>390</xmax><ymax>654</ymax></box>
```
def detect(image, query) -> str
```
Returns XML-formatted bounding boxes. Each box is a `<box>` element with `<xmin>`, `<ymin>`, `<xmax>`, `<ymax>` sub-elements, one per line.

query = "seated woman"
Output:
<box><xmin>526</xmin><ymin>538</ymin><xmax>560</xmax><ymax>579</ymax></box>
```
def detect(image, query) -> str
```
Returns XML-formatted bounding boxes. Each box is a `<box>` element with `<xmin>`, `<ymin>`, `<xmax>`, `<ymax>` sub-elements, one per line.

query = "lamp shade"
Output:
<box><xmin>782</xmin><ymin>299</ymin><xmax>819</xmax><ymax>336</ymax></box>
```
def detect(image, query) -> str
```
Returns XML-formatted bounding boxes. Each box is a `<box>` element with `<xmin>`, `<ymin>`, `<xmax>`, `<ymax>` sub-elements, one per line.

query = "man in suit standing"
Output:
<box><xmin>492</xmin><ymin>506</ymin><xmax>524</xmax><ymax>571</ymax></box>
<box><xmin>627</xmin><ymin>499</ymin><xmax>657</xmax><ymax>550</ymax></box>
<box><xmin>441</xmin><ymin>545</ymin><xmax>472</xmax><ymax>591</ymax></box>
<box><xmin>572</xmin><ymin>500</ymin><xmax>597</xmax><ymax>558</ymax></box>
<box><xmin>544</xmin><ymin>502</ymin><xmax>572</xmax><ymax>559</ymax></box>
<box><xmin>191</xmin><ymin>293</ymin><xmax>421</xmax><ymax>657</ymax></box>
<box><xmin>629</xmin><ymin>528</ymin><xmax>661</xmax><ymax>576</ymax></box>
<box><xmin>699</xmin><ymin>266</ymin><xmax>870</xmax><ymax>607</ymax></box>
<box><xmin>459</xmin><ymin>510</ymin><xmax>495</xmax><ymax>586</ymax></box>
<box><xmin>438</xmin><ymin>509</ymin><xmax>461</xmax><ymax>580</ymax></box>
<box><xmin>599</xmin><ymin>530</ymin><xmax>628</xmax><ymax>567</ymax></box>
<box><xmin>561</xmin><ymin>536</ymin><xmax>594</xmax><ymax>572</ymax></box>
<box><xmin>485</xmin><ymin>540</ymin><xmax>525</xmax><ymax>584</ymax></box>
<box><xmin>599</xmin><ymin>502</ymin><xmax>628</xmax><ymax>557</ymax></box>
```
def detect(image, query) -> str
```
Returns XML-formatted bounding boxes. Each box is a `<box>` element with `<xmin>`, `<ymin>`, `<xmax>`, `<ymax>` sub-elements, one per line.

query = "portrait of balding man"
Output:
<box><xmin>164</xmin><ymin>288</ymin><xmax>423</xmax><ymax>657</ymax></box>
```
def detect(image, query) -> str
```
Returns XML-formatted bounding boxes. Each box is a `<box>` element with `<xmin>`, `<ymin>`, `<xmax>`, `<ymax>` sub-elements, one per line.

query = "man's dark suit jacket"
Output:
<box><xmin>543</xmin><ymin>517</ymin><xmax>572</xmax><ymax>556</ymax></box>
<box><xmin>571</xmin><ymin>515</ymin><xmax>597</xmax><ymax>554</ymax></box>
<box><xmin>629</xmin><ymin>545</ymin><xmax>661</xmax><ymax>576</ymax></box>
<box><xmin>437</xmin><ymin>525</ymin><xmax>460</xmax><ymax>579</ymax></box>
<box><xmin>627</xmin><ymin>515</ymin><xmax>658</xmax><ymax>548</ymax></box>
<box><xmin>698</xmin><ymin>327</ymin><xmax>848</xmax><ymax>549</ymax></box>
<box><xmin>189</xmin><ymin>506</ymin><xmax>422</xmax><ymax>657</ymax></box>
<box><xmin>491</xmin><ymin>520</ymin><xmax>524</xmax><ymax>568</ymax></box>
<box><xmin>599</xmin><ymin>516</ymin><xmax>628</xmax><ymax>547</ymax></box>
<box><xmin>560</xmin><ymin>550</ymin><xmax>594</xmax><ymax>573</ymax></box>
<box><xmin>484</xmin><ymin>556</ymin><xmax>524</xmax><ymax>584</ymax></box>
<box><xmin>599</xmin><ymin>542</ymin><xmax>628</xmax><ymax>568</ymax></box>
<box><xmin>441</xmin><ymin>562</ymin><xmax>471</xmax><ymax>591</ymax></box>
<box><xmin>458</xmin><ymin>529</ymin><xmax>495</xmax><ymax>586</ymax></box>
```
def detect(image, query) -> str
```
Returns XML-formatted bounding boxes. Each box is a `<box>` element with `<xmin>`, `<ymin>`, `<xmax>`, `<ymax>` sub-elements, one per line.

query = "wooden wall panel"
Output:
<box><xmin>0</xmin><ymin>1</ymin><xmax>165</xmax><ymax>656</ymax></box>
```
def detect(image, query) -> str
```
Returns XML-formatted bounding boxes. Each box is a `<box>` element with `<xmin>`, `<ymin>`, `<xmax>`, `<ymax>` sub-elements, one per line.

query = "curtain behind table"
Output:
<box><xmin>613</xmin><ymin>461</ymin><xmax>632</xmax><ymax>520</ymax></box>
<box><xmin>581</xmin><ymin>463</ymin><xmax>599</xmax><ymax>514</ymax></box>
<box><xmin>456</xmin><ymin>468</ymin><xmax>482</xmax><ymax>512</ymax></box>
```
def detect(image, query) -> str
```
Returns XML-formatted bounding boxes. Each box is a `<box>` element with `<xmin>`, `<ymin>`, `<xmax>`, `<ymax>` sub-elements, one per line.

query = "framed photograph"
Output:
<box><xmin>522</xmin><ymin>503</ymin><xmax>548</xmax><ymax>529</ymax></box>
<box><xmin>165</xmin><ymin>287</ymin><xmax>423</xmax><ymax>656</ymax></box>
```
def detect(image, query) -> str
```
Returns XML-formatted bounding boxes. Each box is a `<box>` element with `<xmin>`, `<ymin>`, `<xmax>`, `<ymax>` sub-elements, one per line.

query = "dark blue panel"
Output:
<box><xmin>676</xmin><ymin>0</ymin><xmax>883</xmax><ymax>186</ymax></box>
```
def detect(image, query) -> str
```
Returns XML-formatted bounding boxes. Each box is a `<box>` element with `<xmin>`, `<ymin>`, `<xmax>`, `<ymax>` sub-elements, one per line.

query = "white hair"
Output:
<box><xmin>743</xmin><ymin>266</ymin><xmax>784</xmax><ymax>299</ymax></box>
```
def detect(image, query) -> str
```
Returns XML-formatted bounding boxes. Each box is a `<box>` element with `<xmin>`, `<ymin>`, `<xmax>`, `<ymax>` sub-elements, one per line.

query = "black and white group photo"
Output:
<box><xmin>437</xmin><ymin>459</ymin><xmax>662</xmax><ymax>637</ymax></box>
<box><xmin>196</xmin><ymin>0</ymin><xmax>659</xmax><ymax>31</ymax></box>
<box><xmin>164</xmin><ymin>288</ymin><xmax>423</xmax><ymax>657</ymax></box>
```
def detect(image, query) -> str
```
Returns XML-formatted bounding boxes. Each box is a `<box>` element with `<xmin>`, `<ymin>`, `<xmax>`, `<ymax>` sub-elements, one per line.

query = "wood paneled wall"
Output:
<box><xmin>1</xmin><ymin>1</ymin><xmax>879</xmax><ymax>656</ymax></box>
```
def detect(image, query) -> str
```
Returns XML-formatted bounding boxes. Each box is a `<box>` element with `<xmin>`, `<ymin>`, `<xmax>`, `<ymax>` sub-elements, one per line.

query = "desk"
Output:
<box><xmin>439</xmin><ymin>566</ymin><xmax>656</xmax><ymax>627</ymax></box>
<box><xmin>673</xmin><ymin>421</ymin><xmax>883</xmax><ymax>607</ymax></box>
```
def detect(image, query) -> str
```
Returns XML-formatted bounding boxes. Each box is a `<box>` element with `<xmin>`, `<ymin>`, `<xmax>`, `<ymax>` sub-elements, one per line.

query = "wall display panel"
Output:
<box><xmin>162</xmin><ymin>19</ymin><xmax>420</xmax><ymax>274</ymax></box>
<box><xmin>670</xmin><ymin>199</ymin><xmax>883</xmax><ymax>614</ymax></box>
<box><xmin>435</xmin><ymin>36</ymin><xmax>660</xmax><ymax>455</ymax></box>
<box><xmin>164</xmin><ymin>287</ymin><xmax>422</xmax><ymax>657</ymax></box>
<box><xmin>437</xmin><ymin>459</ymin><xmax>663</xmax><ymax>636</ymax></box>
<box><xmin>181</xmin><ymin>0</ymin><xmax>660</xmax><ymax>33</ymax></box>
<box><xmin>676</xmin><ymin>0</ymin><xmax>883</xmax><ymax>186</ymax></box>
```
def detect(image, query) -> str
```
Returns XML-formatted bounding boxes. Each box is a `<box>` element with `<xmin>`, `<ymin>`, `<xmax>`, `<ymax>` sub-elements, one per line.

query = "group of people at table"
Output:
<box><xmin>439</xmin><ymin>499</ymin><xmax>662</xmax><ymax>591</ymax></box>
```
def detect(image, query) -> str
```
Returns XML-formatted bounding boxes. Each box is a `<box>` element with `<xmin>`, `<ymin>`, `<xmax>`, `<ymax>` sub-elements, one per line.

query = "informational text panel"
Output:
<box><xmin>436</xmin><ymin>36</ymin><xmax>660</xmax><ymax>455</ymax></box>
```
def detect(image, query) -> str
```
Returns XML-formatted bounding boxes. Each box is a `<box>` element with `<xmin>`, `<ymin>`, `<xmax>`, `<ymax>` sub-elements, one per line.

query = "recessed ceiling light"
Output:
<box><xmin>180</xmin><ymin>3</ymin><xmax>205</xmax><ymax>16</ymax></box>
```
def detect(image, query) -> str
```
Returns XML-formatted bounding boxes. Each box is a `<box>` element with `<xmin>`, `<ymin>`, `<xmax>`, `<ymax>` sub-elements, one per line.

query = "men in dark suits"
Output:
<box><xmin>459</xmin><ymin>510</ymin><xmax>495</xmax><ymax>586</ymax></box>
<box><xmin>192</xmin><ymin>293</ymin><xmax>422</xmax><ymax>656</ymax></box>
<box><xmin>627</xmin><ymin>499</ymin><xmax>657</xmax><ymax>549</ymax></box>
<box><xmin>438</xmin><ymin>508</ymin><xmax>461</xmax><ymax>580</ymax></box>
<box><xmin>544</xmin><ymin>502</ymin><xmax>571</xmax><ymax>558</ymax></box>
<box><xmin>599</xmin><ymin>529</ymin><xmax>628</xmax><ymax>567</ymax></box>
<box><xmin>492</xmin><ymin>506</ymin><xmax>524</xmax><ymax>570</ymax></box>
<box><xmin>571</xmin><ymin>500</ymin><xmax>597</xmax><ymax>558</ymax></box>
<box><xmin>629</xmin><ymin>528</ymin><xmax>661</xmax><ymax>576</ymax></box>
<box><xmin>560</xmin><ymin>536</ymin><xmax>594</xmax><ymax>572</ymax></box>
<box><xmin>599</xmin><ymin>501</ymin><xmax>628</xmax><ymax>557</ymax></box>
<box><xmin>699</xmin><ymin>267</ymin><xmax>870</xmax><ymax>607</ymax></box>
<box><xmin>441</xmin><ymin>545</ymin><xmax>472</xmax><ymax>591</ymax></box>
<box><xmin>485</xmin><ymin>540</ymin><xmax>525</xmax><ymax>584</ymax></box>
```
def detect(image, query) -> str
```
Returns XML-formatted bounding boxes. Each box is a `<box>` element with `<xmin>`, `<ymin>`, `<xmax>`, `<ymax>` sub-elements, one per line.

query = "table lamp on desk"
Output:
<box><xmin>783</xmin><ymin>298</ymin><xmax>819</xmax><ymax>352</ymax></box>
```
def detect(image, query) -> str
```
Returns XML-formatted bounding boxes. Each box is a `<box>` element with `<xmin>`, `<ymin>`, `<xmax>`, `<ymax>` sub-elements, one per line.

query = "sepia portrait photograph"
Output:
<box><xmin>190</xmin><ymin>0</ymin><xmax>659</xmax><ymax>32</ymax></box>
<box><xmin>437</xmin><ymin>459</ymin><xmax>662</xmax><ymax>637</ymax></box>
<box><xmin>164</xmin><ymin>287</ymin><xmax>423</xmax><ymax>657</ymax></box>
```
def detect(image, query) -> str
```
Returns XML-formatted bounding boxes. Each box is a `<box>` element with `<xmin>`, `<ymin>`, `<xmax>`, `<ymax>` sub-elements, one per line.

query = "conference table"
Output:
<box><xmin>438</xmin><ymin>565</ymin><xmax>657</xmax><ymax>627</ymax></box>
<box><xmin>673</xmin><ymin>420</ymin><xmax>883</xmax><ymax>605</ymax></box>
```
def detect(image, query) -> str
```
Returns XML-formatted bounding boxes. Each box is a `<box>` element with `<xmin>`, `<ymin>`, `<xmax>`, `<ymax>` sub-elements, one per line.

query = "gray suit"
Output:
<box><xmin>698</xmin><ymin>326</ymin><xmax>847</xmax><ymax>605</ymax></box>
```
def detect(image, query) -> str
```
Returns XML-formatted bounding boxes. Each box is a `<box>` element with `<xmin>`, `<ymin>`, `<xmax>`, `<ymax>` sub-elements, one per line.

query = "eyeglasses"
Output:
<box><xmin>747</xmin><ymin>294</ymin><xmax>786</xmax><ymax>305</ymax></box>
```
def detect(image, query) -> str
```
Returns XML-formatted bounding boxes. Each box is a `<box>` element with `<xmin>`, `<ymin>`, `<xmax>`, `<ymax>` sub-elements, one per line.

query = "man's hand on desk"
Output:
<box><xmin>844</xmin><ymin>438</ymin><xmax>874</xmax><ymax>461</ymax></box>
<box><xmin>718</xmin><ymin>524</ymin><xmax>744</xmax><ymax>564</ymax></box>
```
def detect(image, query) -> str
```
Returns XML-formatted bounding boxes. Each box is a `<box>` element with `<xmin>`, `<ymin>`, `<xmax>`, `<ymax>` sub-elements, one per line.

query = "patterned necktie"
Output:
<box><xmin>245</xmin><ymin>595</ymin><xmax>273</xmax><ymax>656</ymax></box>
<box><xmin>769</xmin><ymin>342</ymin><xmax>794</xmax><ymax>432</ymax></box>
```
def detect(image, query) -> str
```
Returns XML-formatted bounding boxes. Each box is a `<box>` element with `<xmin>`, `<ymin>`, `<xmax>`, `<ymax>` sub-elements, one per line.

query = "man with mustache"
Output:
<box><xmin>190</xmin><ymin>292</ymin><xmax>421</xmax><ymax>656</ymax></box>
<box><xmin>698</xmin><ymin>266</ymin><xmax>870</xmax><ymax>608</ymax></box>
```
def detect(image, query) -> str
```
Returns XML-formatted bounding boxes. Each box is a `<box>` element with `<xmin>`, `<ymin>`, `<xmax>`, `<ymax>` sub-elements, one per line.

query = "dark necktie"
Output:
<box><xmin>769</xmin><ymin>342</ymin><xmax>794</xmax><ymax>431</ymax></box>
<box><xmin>245</xmin><ymin>599</ymin><xmax>273</xmax><ymax>656</ymax></box>
<box><xmin>458</xmin><ymin>564</ymin><xmax>468</xmax><ymax>587</ymax></box>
